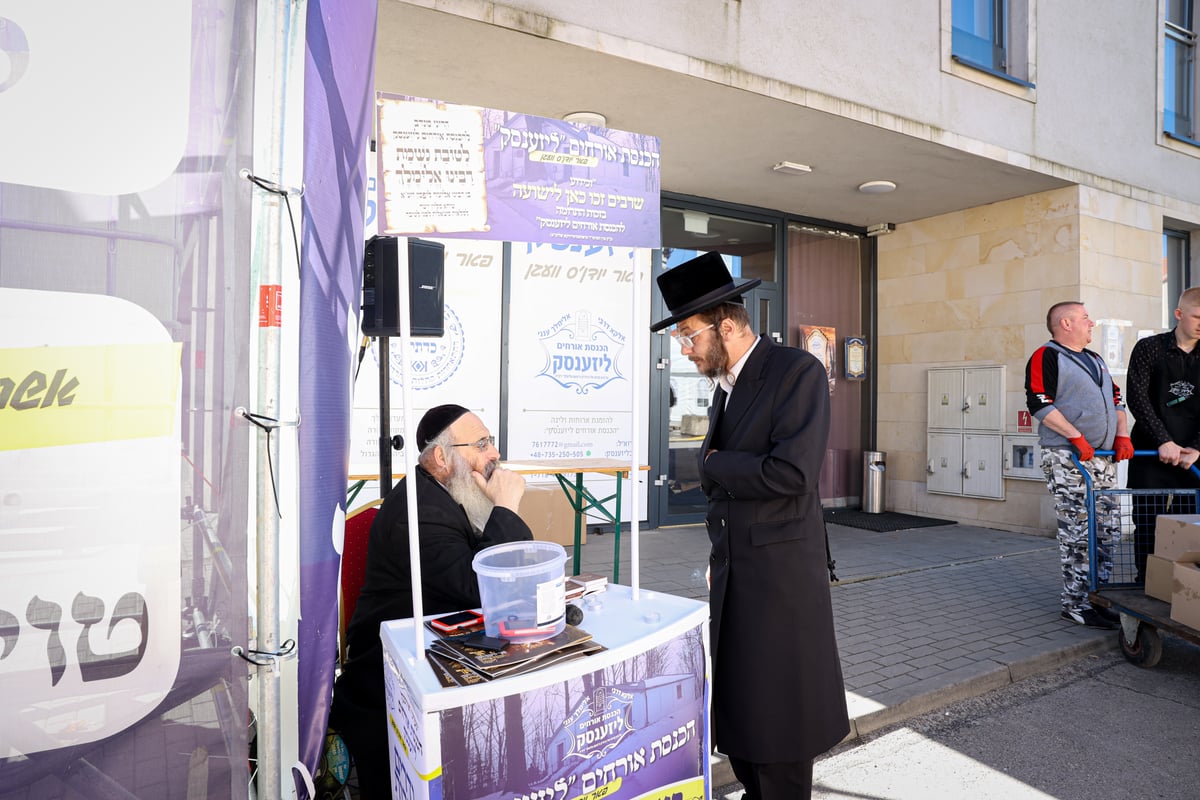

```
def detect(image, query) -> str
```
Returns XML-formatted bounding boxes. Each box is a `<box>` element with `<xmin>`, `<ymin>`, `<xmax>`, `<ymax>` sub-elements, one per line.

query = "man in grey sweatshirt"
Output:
<box><xmin>1025</xmin><ymin>301</ymin><xmax>1133</xmax><ymax>629</ymax></box>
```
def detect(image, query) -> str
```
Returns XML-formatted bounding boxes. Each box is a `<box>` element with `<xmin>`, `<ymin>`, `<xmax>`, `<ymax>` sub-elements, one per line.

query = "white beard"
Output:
<box><xmin>444</xmin><ymin>451</ymin><xmax>495</xmax><ymax>534</ymax></box>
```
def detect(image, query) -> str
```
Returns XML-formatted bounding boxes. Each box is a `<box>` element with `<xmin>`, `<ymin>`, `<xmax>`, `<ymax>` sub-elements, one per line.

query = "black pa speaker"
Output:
<box><xmin>361</xmin><ymin>236</ymin><xmax>445</xmax><ymax>337</ymax></box>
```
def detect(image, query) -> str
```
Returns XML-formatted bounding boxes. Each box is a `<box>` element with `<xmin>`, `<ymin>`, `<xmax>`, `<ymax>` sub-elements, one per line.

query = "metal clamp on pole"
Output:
<box><xmin>232</xmin><ymin>638</ymin><xmax>297</xmax><ymax>677</ymax></box>
<box><xmin>235</xmin><ymin>407</ymin><xmax>300</xmax><ymax>519</ymax></box>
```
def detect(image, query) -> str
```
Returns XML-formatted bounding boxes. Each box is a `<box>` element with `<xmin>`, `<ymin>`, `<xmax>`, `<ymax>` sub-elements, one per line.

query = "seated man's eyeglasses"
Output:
<box><xmin>452</xmin><ymin>436</ymin><xmax>496</xmax><ymax>452</ymax></box>
<box><xmin>674</xmin><ymin>323</ymin><xmax>714</xmax><ymax>349</ymax></box>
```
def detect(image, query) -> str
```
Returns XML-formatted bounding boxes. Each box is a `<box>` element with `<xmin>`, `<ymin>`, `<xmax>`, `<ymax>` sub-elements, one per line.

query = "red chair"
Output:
<box><xmin>340</xmin><ymin>500</ymin><xmax>381</xmax><ymax>664</ymax></box>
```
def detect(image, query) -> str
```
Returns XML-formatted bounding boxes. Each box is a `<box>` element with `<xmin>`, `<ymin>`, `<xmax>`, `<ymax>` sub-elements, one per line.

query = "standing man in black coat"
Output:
<box><xmin>651</xmin><ymin>252</ymin><xmax>849</xmax><ymax>799</ymax></box>
<box><xmin>330</xmin><ymin>404</ymin><xmax>532</xmax><ymax>798</ymax></box>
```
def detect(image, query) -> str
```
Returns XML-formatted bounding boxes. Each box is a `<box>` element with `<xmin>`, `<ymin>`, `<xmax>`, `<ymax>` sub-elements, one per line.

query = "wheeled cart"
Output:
<box><xmin>1079</xmin><ymin>449</ymin><xmax>1200</xmax><ymax>667</ymax></box>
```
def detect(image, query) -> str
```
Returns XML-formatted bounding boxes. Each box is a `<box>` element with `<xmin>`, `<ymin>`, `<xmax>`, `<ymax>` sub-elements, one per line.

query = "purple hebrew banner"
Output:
<box><xmin>434</xmin><ymin>627</ymin><xmax>706</xmax><ymax>799</ymax></box>
<box><xmin>298</xmin><ymin>0</ymin><xmax>378</xmax><ymax>789</ymax></box>
<box><xmin>376</xmin><ymin>94</ymin><xmax>662</xmax><ymax>249</ymax></box>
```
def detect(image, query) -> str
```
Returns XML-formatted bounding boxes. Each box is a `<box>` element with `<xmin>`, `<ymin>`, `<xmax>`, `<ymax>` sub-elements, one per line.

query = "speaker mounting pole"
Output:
<box><xmin>378</xmin><ymin>335</ymin><xmax>392</xmax><ymax>497</ymax></box>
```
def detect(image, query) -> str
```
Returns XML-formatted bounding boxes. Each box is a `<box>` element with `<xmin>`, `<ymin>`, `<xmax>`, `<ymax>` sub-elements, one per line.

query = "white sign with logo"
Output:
<box><xmin>0</xmin><ymin>289</ymin><xmax>182</xmax><ymax>756</ymax></box>
<box><xmin>506</xmin><ymin>245</ymin><xmax>651</xmax><ymax>520</ymax></box>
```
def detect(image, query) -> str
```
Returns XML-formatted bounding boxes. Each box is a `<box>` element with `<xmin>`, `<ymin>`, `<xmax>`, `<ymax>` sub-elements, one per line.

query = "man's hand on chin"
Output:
<box><xmin>475</xmin><ymin>465</ymin><xmax>525</xmax><ymax>511</ymax></box>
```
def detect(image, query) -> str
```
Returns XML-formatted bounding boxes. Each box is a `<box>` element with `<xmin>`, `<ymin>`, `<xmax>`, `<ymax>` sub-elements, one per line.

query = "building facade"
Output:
<box><xmin>379</xmin><ymin>0</ymin><xmax>1200</xmax><ymax>533</ymax></box>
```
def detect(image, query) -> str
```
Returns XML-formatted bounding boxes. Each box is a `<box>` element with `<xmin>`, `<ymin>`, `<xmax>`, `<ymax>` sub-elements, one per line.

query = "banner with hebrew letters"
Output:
<box><xmin>348</xmin><ymin>237</ymin><xmax>504</xmax><ymax>477</ymax></box>
<box><xmin>388</xmin><ymin>625</ymin><xmax>707</xmax><ymax>800</ymax></box>
<box><xmin>376</xmin><ymin>94</ymin><xmax>661</xmax><ymax>249</ymax></box>
<box><xmin>505</xmin><ymin>244</ymin><xmax>652</xmax><ymax>521</ymax></box>
<box><xmin>0</xmin><ymin>290</ymin><xmax>182</xmax><ymax>757</ymax></box>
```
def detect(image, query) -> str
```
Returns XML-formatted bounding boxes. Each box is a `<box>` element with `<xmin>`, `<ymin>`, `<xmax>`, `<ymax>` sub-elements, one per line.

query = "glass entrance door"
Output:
<box><xmin>664</xmin><ymin>324</ymin><xmax>711</xmax><ymax>520</ymax></box>
<box><xmin>652</xmin><ymin>207</ymin><xmax>779</xmax><ymax>526</ymax></box>
<box><xmin>662</xmin><ymin>283</ymin><xmax>782</xmax><ymax>521</ymax></box>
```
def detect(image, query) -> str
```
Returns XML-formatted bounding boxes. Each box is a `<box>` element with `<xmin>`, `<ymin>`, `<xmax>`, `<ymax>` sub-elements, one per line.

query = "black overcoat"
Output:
<box><xmin>700</xmin><ymin>335</ymin><xmax>850</xmax><ymax>762</ymax></box>
<box><xmin>331</xmin><ymin>467</ymin><xmax>532</xmax><ymax>752</ymax></box>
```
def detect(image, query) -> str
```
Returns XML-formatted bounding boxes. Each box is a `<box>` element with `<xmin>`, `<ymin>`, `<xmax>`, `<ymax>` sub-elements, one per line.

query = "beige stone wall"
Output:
<box><xmin>876</xmin><ymin>186</ymin><xmax>1163</xmax><ymax>534</ymax></box>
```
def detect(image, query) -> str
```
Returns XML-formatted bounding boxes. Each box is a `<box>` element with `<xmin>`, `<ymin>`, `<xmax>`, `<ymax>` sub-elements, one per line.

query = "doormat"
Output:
<box><xmin>823</xmin><ymin>508</ymin><xmax>955</xmax><ymax>533</ymax></box>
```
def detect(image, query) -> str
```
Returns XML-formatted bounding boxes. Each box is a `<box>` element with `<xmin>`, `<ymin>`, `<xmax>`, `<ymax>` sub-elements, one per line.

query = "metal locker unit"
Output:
<box><xmin>962</xmin><ymin>433</ymin><xmax>1003</xmax><ymax>498</ymax></box>
<box><xmin>927</xmin><ymin>367</ymin><xmax>1004</xmax><ymax>431</ymax></box>
<box><xmin>928</xmin><ymin>369</ymin><xmax>965</xmax><ymax>430</ymax></box>
<box><xmin>926</xmin><ymin>366</ymin><xmax>1005</xmax><ymax>500</ymax></box>
<box><xmin>926</xmin><ymin>432</ymin><xmax>964</xmax><ymax>495</ymax></box>
<box><xmin>962</xmin><ymin>368</ymin><xmax>1003</xmax><ymax>430</ymax></box>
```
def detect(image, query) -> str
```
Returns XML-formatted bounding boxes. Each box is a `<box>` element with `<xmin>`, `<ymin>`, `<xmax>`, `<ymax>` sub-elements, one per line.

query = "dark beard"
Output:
<box><xmin>696</xmin><ymin>333</ymin><xmax>729</xmax><ymax>379</ymax></box>
<box><xmin>444</xmin><ymin>451</ymin><xmax>495</xmax><ymax>533</ymax></box>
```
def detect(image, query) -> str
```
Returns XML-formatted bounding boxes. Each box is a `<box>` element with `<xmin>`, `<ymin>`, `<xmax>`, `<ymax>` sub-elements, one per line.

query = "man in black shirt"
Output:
<box><xmin>1127</xmin><ymin>288</ymin><xmax>1200</xmax><ymax>582</ymax></box>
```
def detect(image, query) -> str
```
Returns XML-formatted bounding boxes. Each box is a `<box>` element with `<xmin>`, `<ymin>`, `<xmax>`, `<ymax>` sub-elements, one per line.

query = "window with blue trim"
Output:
<box><xmin>1165</xmin><ymin>0</ymin><xmax>1197</xmax><ymax>141</ymax></box>
<box><xmin>951</xmin><ymin>0</ymin><xmax>1033</xmax><ymax>87</ymax></box>
<box><xmin>953</xmin><ymin>0</ymin><xmax>1007</xmax><ymax>71</ymax></box>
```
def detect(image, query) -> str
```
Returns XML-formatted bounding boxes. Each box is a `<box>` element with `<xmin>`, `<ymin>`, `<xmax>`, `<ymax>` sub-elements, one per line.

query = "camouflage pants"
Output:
<box><xmin>1041</xmin><ymin>448</ymin><xmax>1117</xmax><ymax>613</ymax></box>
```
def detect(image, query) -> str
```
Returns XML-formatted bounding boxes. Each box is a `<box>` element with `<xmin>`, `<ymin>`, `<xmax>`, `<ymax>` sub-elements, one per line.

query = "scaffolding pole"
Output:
<box><xmin>250</xmin><ymin>1</ymin><xmax>303</xmax><ymax>796</ymax></box>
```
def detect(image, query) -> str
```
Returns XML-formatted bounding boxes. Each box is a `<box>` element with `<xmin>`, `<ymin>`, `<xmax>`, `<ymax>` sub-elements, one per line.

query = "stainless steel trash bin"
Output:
<box><xmin>863</xmin><ymin>450</ymin><xmax>886</xmax><ymax>513</ymax></box>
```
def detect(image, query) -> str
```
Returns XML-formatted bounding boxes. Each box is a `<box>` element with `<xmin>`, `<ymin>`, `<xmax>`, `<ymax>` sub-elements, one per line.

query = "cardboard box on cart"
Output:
<box><xmin>1170</xmin><ymin>552</ymin><xmax>1200</xmax><ymax>630</ymax></box>
<box><xmin>1145</xmin><ymin>554</ymin><xmax>1176</xmax><ymax>602</ymax></box>
<box><xmin>1153</xmin><ymin>514</ymin><xmax>1200</xmax><ymax>559</ymax></box>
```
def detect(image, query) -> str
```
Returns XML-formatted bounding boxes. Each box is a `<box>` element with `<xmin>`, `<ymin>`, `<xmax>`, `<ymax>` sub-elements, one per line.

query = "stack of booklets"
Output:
<box><xmin>565</xmin><ymin>572</ymin><xmax>608</xmax><ymax>602</ymax></box>
<box><xmin>424</xmin><ymin>623</ymin><xmax>605</xmax><ymax>688</ymax></box>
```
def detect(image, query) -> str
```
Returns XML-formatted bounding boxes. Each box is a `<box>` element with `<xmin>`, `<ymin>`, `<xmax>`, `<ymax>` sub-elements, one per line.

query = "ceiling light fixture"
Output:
<box><xmin>858</xmin><ymin>180</ymin><xmax>897</xmax><ymax>193</ymax></box>
<box><xmin>562</xmin><ymin>111</ymin><xmax>607</xmax><ymax>128</ymax></box>
<box><xmin>772</xmin><ymin>161</ymin><xmax>813</xmax><ymax>176</ymax></box>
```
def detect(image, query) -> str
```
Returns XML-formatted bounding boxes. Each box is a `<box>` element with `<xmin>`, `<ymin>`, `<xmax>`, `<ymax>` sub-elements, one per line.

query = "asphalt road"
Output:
<box><xmin>696</xmin><ymin>628</ymin><xmax>1180</xmax><ymax>796</ymax></box>
<box><xmin>800</xmin><ymin>634</ymin><xmax>1200</xmax><ymax>800</ymax></box>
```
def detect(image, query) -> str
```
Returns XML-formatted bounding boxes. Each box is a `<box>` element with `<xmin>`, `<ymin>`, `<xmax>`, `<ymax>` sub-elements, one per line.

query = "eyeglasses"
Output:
<box><xmin>673</xmin><ymin>323</ymin><xmax>714</xmax><ymax>349</ymax></box>
<box><xmin>451</xmin><ymin>435</ymin><xmax>496</xmax><ymax>452</ymax></box>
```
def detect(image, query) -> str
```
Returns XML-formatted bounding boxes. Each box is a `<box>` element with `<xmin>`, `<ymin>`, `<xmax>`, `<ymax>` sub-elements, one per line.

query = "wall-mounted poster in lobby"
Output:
<box><xmin>800</xmin><ymin>324</ymin><xmax>837</xmax><ymax>394</ymax></box>
<box><xmin>845</xmin><ymin>336</ymin><xmax>866</xmax><ymax>380</ymax></box>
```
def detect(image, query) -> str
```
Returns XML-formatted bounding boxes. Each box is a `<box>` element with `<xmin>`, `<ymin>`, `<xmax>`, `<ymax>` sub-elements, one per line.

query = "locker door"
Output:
<box><xmin>928</xmin><ymin>370</ymin><xmax>965</xmax><ymax>430</ymax></box>
<box><xmin>926</xmin><ymin>432</ymin><xmax>963</xmax><ymax>495</ymax></box>
<box><xmin>963</xmin><ymin>367</ymin><xmax>1004</xmax><ymax>431</ymax></box>
<box><xmin>962</xmin><ymin>433</ymin><xmax>1004</xmax><ymax>499</ymax></box>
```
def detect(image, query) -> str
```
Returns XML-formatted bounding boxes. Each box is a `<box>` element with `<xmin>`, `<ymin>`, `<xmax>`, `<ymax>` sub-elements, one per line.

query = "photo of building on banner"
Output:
<box><xmin>386</xmin><ymin>626</ymin><xmax>707</xmax><ymax>800</ymax></box>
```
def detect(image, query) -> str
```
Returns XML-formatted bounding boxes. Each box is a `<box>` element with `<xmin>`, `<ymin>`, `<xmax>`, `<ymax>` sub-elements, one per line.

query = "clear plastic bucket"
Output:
<box><xmin>471</xmin><ymin>541</ymin><xmax>567</xmax><ymax>642</ymax></box>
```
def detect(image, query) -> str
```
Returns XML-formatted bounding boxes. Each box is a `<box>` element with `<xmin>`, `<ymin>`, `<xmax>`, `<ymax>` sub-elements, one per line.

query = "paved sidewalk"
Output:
<box><xmin>576</xmin><ymin>520</ymin><xmax>1115</xmax><ymax>788</ymax></box>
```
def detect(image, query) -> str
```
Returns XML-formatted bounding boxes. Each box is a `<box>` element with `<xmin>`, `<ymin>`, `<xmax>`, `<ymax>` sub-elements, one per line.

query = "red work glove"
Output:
<box><xmin>1113</xmin><ymin>435</ymin><xmax>1134</xmax><ymax>462</ymax></box>
<box><xmin>1068</xmin><ymin>435</ymin><xmax>1094</xmax><ymax>461</ymax></box>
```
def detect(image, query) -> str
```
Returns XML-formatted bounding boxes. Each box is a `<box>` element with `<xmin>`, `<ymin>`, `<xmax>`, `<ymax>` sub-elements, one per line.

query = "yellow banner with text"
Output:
<box><xmin>0</xmin><ymin>343</ymin><xmax>181</xmax><ymax>451</ymax></box>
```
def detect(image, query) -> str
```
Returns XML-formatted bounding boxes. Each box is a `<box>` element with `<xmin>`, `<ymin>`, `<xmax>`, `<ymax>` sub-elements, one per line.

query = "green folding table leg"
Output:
<box><xmin>611</xmin><ymin>469</ymin><xmax>622</xmax><ymax>584</ymax></box>
<box><xmin>554</xmin><ymin>471</ymin><xmax>625</xmax><ymax>582</ymax></box>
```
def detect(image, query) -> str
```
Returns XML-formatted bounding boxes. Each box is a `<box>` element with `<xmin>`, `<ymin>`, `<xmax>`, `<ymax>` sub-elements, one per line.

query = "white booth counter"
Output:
<box><xmin>380</xmin><ymin>585</ymin><xmax>710</xmax><ymax>800</ymax></box>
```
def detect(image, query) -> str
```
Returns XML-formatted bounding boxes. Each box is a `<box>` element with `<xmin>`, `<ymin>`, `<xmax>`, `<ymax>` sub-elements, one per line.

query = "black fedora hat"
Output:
<box><xmin>650</xmin><ymin>252</ymin><xmax>761</xmax><ymax>332</ymax></box>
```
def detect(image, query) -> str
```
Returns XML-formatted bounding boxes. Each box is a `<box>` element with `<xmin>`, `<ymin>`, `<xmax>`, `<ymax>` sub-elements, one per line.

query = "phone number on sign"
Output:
<box><xmin>526</xmin><ymin>451</ymin><xmax>588</xmax><ymax>459</ymax></box>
